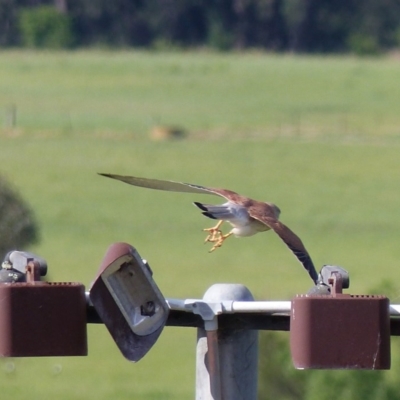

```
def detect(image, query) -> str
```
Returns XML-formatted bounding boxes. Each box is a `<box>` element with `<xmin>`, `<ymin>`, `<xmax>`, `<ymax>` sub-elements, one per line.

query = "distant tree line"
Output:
<box><xmin>2</xmin><ymin>0</ymin><xmax>400</xmax><ymax>53</ymax></box>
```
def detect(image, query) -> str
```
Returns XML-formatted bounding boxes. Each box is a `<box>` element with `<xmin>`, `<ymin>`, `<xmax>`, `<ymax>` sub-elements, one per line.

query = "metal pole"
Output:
<box><xmin>196</xmin><ymin>284</ymin><xmax>258</xmax><ymax>400</ymax></box>
<box><xmin>205</xmin><ymin>329</ymin><xmax>222</xmax><ymax>400</ymax></box>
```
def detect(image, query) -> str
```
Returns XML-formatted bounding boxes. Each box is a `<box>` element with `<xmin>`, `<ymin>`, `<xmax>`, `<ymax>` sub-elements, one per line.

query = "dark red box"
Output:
<box><xmin>290</xmin><ymin>294</ymin><xmax>390</xmax><ymax>369</ymax></box>
<box><xmin>0</xmin><ymin>282</ymin><xmax>87</xmax><ymax>357</ymax></box>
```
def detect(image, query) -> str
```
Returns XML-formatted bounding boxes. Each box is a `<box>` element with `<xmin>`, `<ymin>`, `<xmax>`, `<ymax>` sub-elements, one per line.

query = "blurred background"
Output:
<box><xmin>3</xmin><ymin>0</ymin><xmax>400</xmax><ymax>54</ymax></box>
<box><xmin>2</xmin><ymin>1</ymin><xmax>400</xmax><ymax>399</ymax></box>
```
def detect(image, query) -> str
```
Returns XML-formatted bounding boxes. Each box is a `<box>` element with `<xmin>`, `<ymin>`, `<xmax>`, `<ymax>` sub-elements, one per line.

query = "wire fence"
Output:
<box><xmin>2</xmin><ymin>105</ymin><xmax>400</xmax><ymax>145</ymax></box>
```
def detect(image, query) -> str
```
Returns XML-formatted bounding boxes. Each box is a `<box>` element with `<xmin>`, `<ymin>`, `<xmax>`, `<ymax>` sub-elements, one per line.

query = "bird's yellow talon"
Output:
<box><xmin>203</xmin><ymin>220</ymin><xmax>224</xmax><ymax>245</ymax></box>
<box><xmin>203</xmin><ymin>229</ymin><xmax>222</xmax><ymax>243</ymax></box>
<box><xmin>202</xmin><ymin>221</ymin><xmax>232</xmax><ymax>252</ymax></box>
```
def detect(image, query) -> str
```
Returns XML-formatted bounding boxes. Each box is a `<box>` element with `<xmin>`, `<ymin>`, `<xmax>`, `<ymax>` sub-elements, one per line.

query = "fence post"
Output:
<box><xmin>195</xmin><ymin>284</ymin><xmax>258</xmax><ymax>400</ymax></box>
<box><xmin>5</xmin><ymin>104</ymin><xmax>17</xmax><ymax>129</ymax></box>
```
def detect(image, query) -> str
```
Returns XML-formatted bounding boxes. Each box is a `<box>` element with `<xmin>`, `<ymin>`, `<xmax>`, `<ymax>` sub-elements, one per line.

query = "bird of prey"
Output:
<box><xmin>99</xmin><ymin>173</ymin><xmax>318</xmax><ymax>284</ymax></box>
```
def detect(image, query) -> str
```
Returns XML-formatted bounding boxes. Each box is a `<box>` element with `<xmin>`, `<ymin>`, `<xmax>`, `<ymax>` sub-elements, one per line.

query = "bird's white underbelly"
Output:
<box><xmin>230</xmin><ymin>220</ymin><xmax>270</xmax><ymax>237</ymax></box>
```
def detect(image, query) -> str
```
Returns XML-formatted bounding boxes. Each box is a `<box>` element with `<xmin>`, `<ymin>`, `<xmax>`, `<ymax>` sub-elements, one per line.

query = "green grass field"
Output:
<box><xmin>1</xmin><ymin>50</ymin><xmax>400</xmax><ymax>399</ymax></box>
<box><xmin>2</xmin><ymin>50</ymin><xmax>400</xmax><ymax>141</ymax></box>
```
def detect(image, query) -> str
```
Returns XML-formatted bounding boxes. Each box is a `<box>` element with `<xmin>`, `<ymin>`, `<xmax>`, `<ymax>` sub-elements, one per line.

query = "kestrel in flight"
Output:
<box><xmin>99</xmin><ymin>173</ymin><xmax>318</xmax><ymax>284</ymax></box>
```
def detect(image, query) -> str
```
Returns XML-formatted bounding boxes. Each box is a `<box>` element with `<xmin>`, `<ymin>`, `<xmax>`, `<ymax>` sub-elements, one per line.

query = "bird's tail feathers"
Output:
<box><xmin>193</xmin><ymin>201</ymin><xmax>208</xmax><ymax>211</ymax></box>
<box><xmin>202</xmin><ymin>211</ymin><xmax>217</xmax><ymax>220</ymax></box>
<box><xmin>193</xmin><ymin>202</ymin><xmax>236</xmax><ymax>220</ymax></box>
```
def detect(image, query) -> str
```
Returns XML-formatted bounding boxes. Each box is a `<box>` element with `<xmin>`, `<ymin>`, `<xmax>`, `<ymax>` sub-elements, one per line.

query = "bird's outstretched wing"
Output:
<box><xmin>251</xmin><ymin>214</ymin><xmax>318</xmax><ymax>284</ymax></box>
<box><xmin>98</xmin><ymin>173</ymin><xmax>239</xmax><ymax>199</ymax></box>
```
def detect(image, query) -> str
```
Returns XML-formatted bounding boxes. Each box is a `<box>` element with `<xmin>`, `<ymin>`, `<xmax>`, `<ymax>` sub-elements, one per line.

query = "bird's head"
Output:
<box><xmin>271</xmin><ymin>203</ymin><xmax>281</xmax><ymax>218</ymax></box>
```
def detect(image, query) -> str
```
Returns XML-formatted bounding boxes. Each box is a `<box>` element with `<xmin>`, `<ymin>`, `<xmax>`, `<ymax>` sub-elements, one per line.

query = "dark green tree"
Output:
<box><xmin>284</xmin><ymin>0</ymin><xmax>357</xmax><ymax>52</ymax></box>
<box><xmin>347</xmin><ymin>0</ymin><xmax>400</xmax><ymax>54</ymax></box>
<box><xmin>0</xmin><ymin>176</ymin><xmax>39</xmax><ymax>261</ymax></box>
<box><xmin>19</xmin><ymin>5</ymin><xmax>74</xmax><ymax>48</ymax></box>
<box><xmin>68</xmin><ymin>0</ymin><xmax>153</xmax><ymax>46</ymax></box>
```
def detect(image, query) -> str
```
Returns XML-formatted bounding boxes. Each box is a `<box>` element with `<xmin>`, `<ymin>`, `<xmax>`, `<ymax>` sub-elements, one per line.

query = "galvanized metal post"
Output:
<box><xmin>196</xmin><ymin>284</ymin><xmax>258</xmax><ymax>400</ymax></box>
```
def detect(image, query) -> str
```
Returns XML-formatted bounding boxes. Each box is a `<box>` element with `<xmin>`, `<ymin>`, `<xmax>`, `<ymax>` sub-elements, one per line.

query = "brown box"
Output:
<box><xmin>0</xmin><ymin>282</ymin><xmax>87</xmax><ymax>357</ymax></box>
<box><xmin>290</xmin><ymin>294</ymin><xmax>390</xmax><ymax>369</ymax></box>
